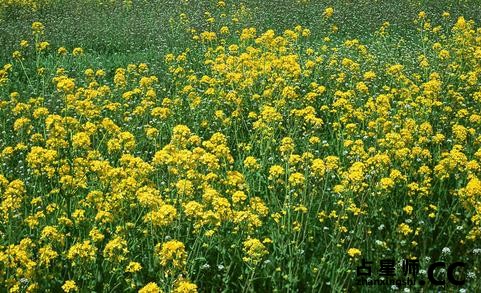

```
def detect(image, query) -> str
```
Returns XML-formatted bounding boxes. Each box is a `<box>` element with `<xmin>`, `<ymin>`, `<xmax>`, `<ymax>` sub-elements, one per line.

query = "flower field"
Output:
<box><xmin>1</xmin><ymin>0</ymin><xmax>481</xmax><ymax>292</ymax></box>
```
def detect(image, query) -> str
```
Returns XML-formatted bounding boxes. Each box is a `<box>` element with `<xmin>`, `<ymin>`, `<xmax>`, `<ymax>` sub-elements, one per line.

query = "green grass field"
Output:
<box><xmin>1</xmin><ymin>0</ymin><xmax>481</xmax><ymax>292</ymax></box>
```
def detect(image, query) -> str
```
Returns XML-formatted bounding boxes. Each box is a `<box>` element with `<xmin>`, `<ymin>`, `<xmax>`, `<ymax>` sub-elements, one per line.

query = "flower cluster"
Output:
<box><xmin>1</xmin><ymin>6</ymin><xmax>481</xmax><ymax>292</ymax></box>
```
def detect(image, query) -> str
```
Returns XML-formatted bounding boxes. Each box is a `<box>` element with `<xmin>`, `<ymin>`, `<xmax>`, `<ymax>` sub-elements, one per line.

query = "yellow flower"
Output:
<box><xmin>464</xmin><ymin>177</ymin><xmax>481</xmax><ymax>198</ymax></box>
<box><xmin>173</xmin><ymin>279</ymin><xmax>198</xmax><ymax>293</ymax></box>
<box><xmin>72</xmin><ymin>47</ymin><xmax>84</xmax><ymax>56</ymax></box>
<box><xmin>240</xmin><ymin>27</ymin><xmax>256</xmax><ymax>40</ymax></box>
<box><xmin>36</xmin><ymin>41</ymin><xmax>49</xmax><ymax>51</ymax></box>
<box><xmin>139</xmin><ymin>282</ymin><xmax>163</xmax><ymax>293</ymax></box>
<box><xmin>200</xmin><ymin>31</ymin><xmax>217</xmax><ymax>42</ymax></box>
<box><xmin>62</xmin><ymin>280</ymin><xmax>78</xmax><ymax>293</ymax></box>
<box><xmin>279</xmin><ymin>137</ymin><xmax>295</xmax><ymax>154</ymax></box>
<box><xmin>403</xmin><ymin>205</ymin><xmax>414</xmax><ymax>215</ymax></box>
<box><xmin>96</xmin><ymin>69</ymin><xmax>106</xmax><ymax>77</ymax></box>
<box><xmin>143</xmin><ymin>204</ymin><xmax>177</xmax><ymax>227</ymax></box>
<box><xmin>67</xmin><ymin>240</ymin><xmax>97</xmax><ymax>263</ymax></box>
<box><xmin>31</xmin><ymin>21</ymin><xmax>45</xmax><ymax>33</ymax></box>
<box><xmin>89</xmin><ymin>227</ymin><xmax>105</xmax><ymax>242</ymax></box>
<box><xmin>269</xmin><ymin>165</ymin><xmax>284</xmax><ymax>180</ymax></box>
<box><xmin>311</xmin><ymin>159</ymin><xmax>326</xmax><ymax>178</ymax></box>
<box><xmin>72</xmin><ymin>132</ymin><xmax>91</xmax><ymax>149</ymax></box>
<box><xmin>398</xmin><ymin>223</ymin><xmax>413</xmax><ymax>235</ymax></box>
<box><xmin>176</xmin><ymin>179</ymin><xmax>194</xmax><ymax>196</ymax></box>
<box><xmin>288</xmin><ymin>172</ymin><xmax>305</xmax><ymax>187</ymax></box>
<box><xmin>58</xmin><ymin>47</ymin><xmax>68</xmax><ymax>55</ymax></box>
<box><xmin>156</xmin><ymin>240</ymin><xmax>187</xmax><ymax>269</ymax></box>
<box><xmin>103</xmin><ymin>236</ymin><xmax>129</xmax><ymax>262</ymax></box>
<box><xmin>323</xmin><ymin>7</ymin><xmax>334</xmax><ymax>18</ymax></box>
<box><xmin>55</xmin><ymin>76</ymin><xmax>76</xmax><ymax>93</ymax></box>
<box><xmin>379</xmin><ymin>177</ymin><xmax>395</xmax><ymax>190</ymax></box>
<box><xmin>220</xmin><ymin>26</ymin><xmax>229</xmax><ymax>34</ymax></box>
<box><xmin>39</xmin><ymin>245</ymin><xmax>58</xmax><ymax>267</ymax></box>
<box><xmin>347</xmin><ymin>248</ymin><xmax>361</xmax><ymax>258</ymax></box>
<box><xmin>452</xmin><ymin>124</ymin><xmax>468</xmax><ymax>142</ymax></box>
<box><xmin>242</xmin><ymin>238</ymin><xmax>268</xmax><ymax>265</ymax></box>
<box><xmin>20</xmin><ymin>40</ymin><xmax>29</xmax><ymax>48</ymax></box>
<box><xmin>243</xmin><ymin>156</ymin><xmax>260</xmax><ymax>170</ymax></box>
<box><xmin>125</xmin><ymin>261</ymin><xmax>142</xmax><ymax>273</ymax></box>
<box><xmin>232</xmin><ymin>190</ymin><xmax>247</xmax><ymax>203</ymax></box>
<box><xmin>40</xmin><ymin>225</ymin><xmax>64</xmax><ymax>244</ymax></box>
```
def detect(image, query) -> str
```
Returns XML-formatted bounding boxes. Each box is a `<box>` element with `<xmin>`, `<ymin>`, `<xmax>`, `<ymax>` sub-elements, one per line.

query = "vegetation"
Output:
<box><xmin>1</xmin><ymin>0</ymin><xmax>481</xmax><ymax>292</ymax></box>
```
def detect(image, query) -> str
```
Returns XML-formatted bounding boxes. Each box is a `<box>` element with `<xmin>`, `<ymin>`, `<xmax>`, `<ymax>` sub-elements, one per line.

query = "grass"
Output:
<box><xmin>2</xmin><ymin>0</ymin><xmax>481</xmax><ymax>63</ymax></box>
